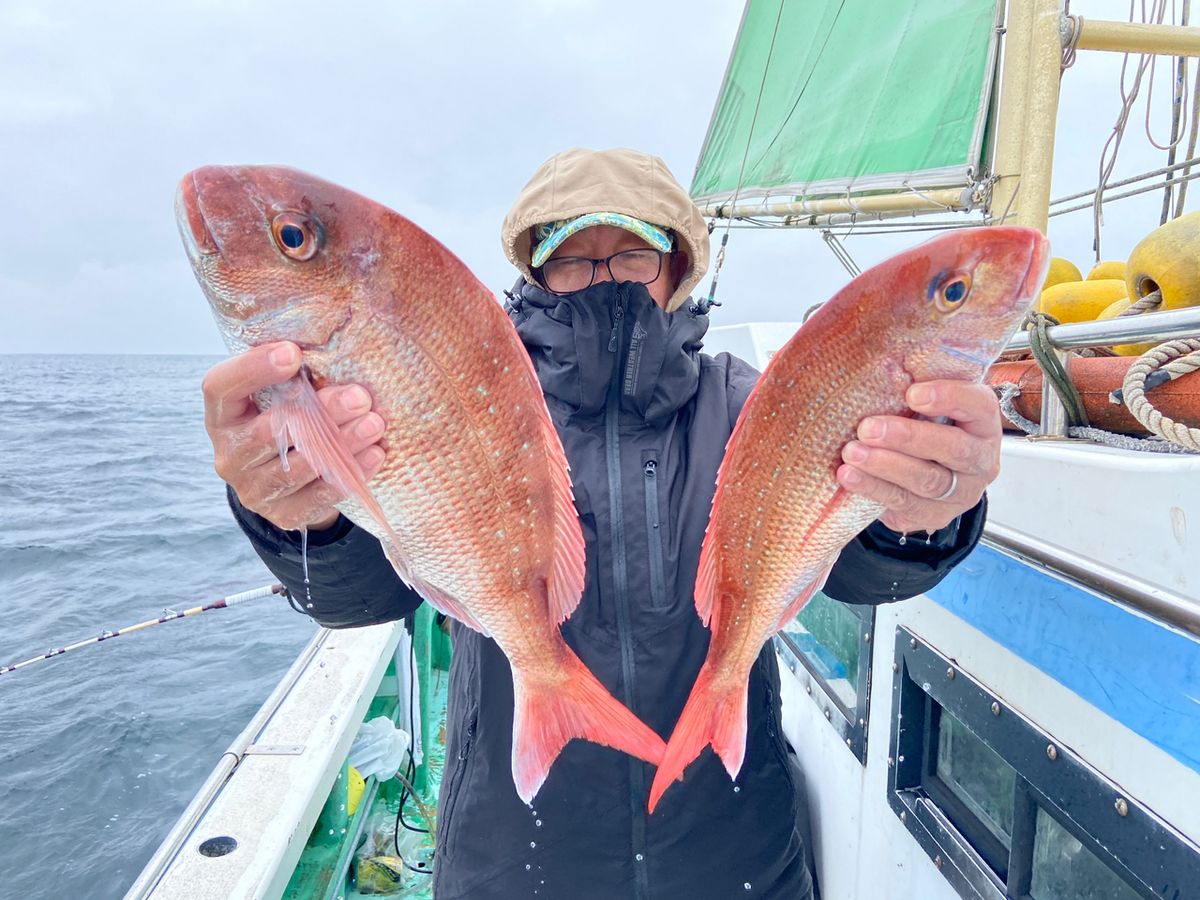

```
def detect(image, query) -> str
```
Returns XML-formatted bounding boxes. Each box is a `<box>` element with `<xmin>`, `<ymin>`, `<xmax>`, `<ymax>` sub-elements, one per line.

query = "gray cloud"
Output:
<box><xmin>0</xmin><ymin>0</ymin><xmax>1190</xmax><ymax>355</ymax></box>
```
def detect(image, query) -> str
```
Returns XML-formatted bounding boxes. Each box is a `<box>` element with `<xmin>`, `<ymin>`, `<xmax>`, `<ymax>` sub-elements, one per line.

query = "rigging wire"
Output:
<box><xmin>697</xmin><ymin>0</ymin><xmax>787</xmax><ymax>315</ymax></box>
<box><xmin>1092</xmin><ymin>0</ymin><xmax>1167</xmax><ymax>260</ymax></box>
<box><xmin>1050</xmin><ymin>153</ymin><xmax>1200</xmax><ymax>206</ymax></box>
<box><xmin>1174</xmin><ymin>28</ymin><xmax>1200</xmax><ymax>215</ymax></box>
<box><xmin>820</xmin><ymin>229</ymin><xmax>861</xmax><ymax>276</ymax></box>
<box><xmin>1158</xmin><ymin>0</ymin><xmax>1191</xmax><ymax>222</ymax></box>
<box><xmin>1144</xmin><ymin>0</ymin><xmax>1188</xmax><ymax>154</ymax></box>
<box><xmin>1051</xmin><ymin>166</ymin><xmax>1200</xmax><ymax>217</ymax></box>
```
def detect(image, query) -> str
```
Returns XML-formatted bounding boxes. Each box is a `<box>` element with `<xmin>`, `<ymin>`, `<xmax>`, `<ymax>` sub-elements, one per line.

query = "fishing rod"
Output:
<box><xmin>0</xmin><ymin>583</ymin><xmax>287</xmax><ymax>676</ymax></box>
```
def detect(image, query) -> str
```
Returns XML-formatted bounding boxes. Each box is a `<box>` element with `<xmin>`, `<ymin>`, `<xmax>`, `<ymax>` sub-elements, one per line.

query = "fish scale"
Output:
<box><xmin>648</xmin><ymin>225</ymin><xmax>1050</xmax><ymax>813</ymax></box>
<box><xmin>177</xmin><ymin>165</ymin><xmax>666</xmax><ymax>803</ymax></box>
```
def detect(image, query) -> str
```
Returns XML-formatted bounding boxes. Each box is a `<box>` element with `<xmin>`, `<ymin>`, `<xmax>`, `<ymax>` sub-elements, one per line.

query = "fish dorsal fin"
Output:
<box><xmin>694</xmin><ymin>527</ymin><xmax>720</xmax><ymax>631</ymax></box>
<box><xmin>513</xmin><ymin>342</ymin><xmax>586</xmax><ymax>626</ymax></box>
<box><xmin>695</xmin><ymin>379</ymin><xmax>763</xmax><ymax>631</ymax></box>
<box><xmin>545</xmin><ymin>424</ymin><xmax>586</xmax><ymax>625</ymax></box>
<box><xmin>268</xmin><ymin>371</ymin><xmax>402</xmax><ymax>550</ymax></box>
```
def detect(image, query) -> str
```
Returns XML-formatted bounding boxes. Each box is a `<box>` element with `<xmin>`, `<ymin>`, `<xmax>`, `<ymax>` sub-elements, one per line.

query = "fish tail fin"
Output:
<box><xmin>267</xmin><ymin>372</ymin><xmax>399</xmax><ymax>546</ymax></box>
<box><xmin>648</xmin><ymin>667</ymin><xmax>748</xmax><ymax>814</ymax></box>
<box><xmin>511</xmin><ymin>650</ymin><xmax>666</xmax><ymax>804</ymax></box>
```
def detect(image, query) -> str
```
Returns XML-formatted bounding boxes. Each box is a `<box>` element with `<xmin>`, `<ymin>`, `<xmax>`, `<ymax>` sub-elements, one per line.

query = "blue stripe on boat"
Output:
<box><xmin>927</xmin><ymin>543</ymin><xmax>1200</xmax><ymax>774</ymax></box>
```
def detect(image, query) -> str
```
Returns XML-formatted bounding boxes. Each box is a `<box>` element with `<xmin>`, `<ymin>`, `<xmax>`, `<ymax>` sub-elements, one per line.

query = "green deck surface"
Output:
<box><xmin>282</xmin><ymin>609</ymin><xmax>451</xmax><ymax>899</ymax></box>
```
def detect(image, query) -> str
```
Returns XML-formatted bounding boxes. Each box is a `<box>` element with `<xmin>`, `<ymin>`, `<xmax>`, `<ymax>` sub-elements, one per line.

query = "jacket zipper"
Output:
<box><xmin>605</xmin><ymin>287</ymin><xmax>650</xmax><ymax>900</ymax></box>
<box><xmin>439</xmin><ymin>713</ymin><xmax>477</xmax><ymax>853</ymax></box>
<box><xmin>643</xmin><ymin>457</ymin><xmax>667</xmax><ymax>609</ymax></box>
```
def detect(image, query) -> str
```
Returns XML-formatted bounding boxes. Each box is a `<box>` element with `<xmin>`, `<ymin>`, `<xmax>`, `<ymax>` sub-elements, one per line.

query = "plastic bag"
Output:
<box><xmin>348</xmin><ymin>716</ymin><xmax>412</xmax><ymax>782</ymax></box>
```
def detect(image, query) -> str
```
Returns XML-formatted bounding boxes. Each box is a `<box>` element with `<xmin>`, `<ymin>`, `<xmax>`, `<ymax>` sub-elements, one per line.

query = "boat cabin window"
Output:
<box><xmin>930</xmin><ymin>706</ymin><xmax>1017</xmax><ymax>876</ymax></box>
<box><xmin>1030</xmin><ymin>809</ymin><xmax>1142</xmax><ymax>900</ymax></box>
<box><xmin>775</xmin><ymin>591</ymin><xmax>874</xmax><ymax>762</ymax></box>
<box><xmin>887</xmin><ymin>627</ymin><xmax>1195</xmax><ymax>900</ymax></box>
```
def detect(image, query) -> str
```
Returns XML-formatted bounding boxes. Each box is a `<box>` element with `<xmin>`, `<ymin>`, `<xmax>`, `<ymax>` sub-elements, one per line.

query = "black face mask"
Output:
<box><xmin>507</xmin><ymin>278</ymin><xmax>709</xmax><ymax>422</ymax></box>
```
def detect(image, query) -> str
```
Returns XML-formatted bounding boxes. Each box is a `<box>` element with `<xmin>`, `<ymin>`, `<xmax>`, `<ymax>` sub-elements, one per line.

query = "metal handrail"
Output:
<box><xmin>1005</xmin><ymin>306</ymin><xmax>1200</xmax><ymax>353</ymax></box>
<box><xmin>983</xmin><ymin>523</ymin><xmax>1200</xmax><ymax>640</ymax></box>
<box><xmin>122</xmin><ymin>629</ymin><xmax>331</xmax><ymax>899</ymax></box>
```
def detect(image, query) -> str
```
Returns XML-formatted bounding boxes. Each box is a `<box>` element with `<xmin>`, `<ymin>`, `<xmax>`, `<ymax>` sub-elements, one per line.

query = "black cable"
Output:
<box><xmin>393</xmin><ymin>633</ymin><xmax>430</xmax><ymax>868</ymax></box>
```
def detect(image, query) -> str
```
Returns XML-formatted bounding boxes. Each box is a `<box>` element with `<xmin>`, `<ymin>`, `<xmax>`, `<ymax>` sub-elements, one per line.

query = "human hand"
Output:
<box><xmin>202</xmin><ymin>341</ymin><xmax>386</xmax><ymax>531</ymax></box>
<box><xmin>836</xmin><ymin>380</ymin><xmax>1001</xmax><ymax>534</ymax></box>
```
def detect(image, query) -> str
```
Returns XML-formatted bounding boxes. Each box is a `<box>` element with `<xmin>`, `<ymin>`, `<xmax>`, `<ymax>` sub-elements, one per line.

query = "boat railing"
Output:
<box><xmin>1005</xmin><ymin>306</ymin><xmax>1200</xmax><ymax>353</ymax></box>
<box><xmin>1002</xmin><ymin>306</ymin><xmax>1200</xmax><ymax>438</ymax></box>
<box><xmin>123</xmin><ymin>630</ymin><xmax>330</xmax><ymax>899</ymax></box>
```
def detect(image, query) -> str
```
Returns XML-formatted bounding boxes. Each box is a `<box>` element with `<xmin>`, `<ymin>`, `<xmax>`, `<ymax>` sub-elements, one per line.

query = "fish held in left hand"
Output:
<box><xmin>647</xmin><ymin>225</ymin><xmax>1050</xmax><ymax>813</ymax></box>
<box><xmin>176</xmin><ymin>164</ymin><xmax>667</xmax><ymax>803</ymax></box>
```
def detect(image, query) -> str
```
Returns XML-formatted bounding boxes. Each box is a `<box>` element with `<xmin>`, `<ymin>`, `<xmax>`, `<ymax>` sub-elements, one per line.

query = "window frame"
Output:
<box><xmin>887</xmin><ymin>625</ymin><xmax>1199</xmax><ymax>900</ymax></box>
<box><xmin>774</xmin><ymin>595</ymin><xmax>876</xmax><ymax>763</ymax></box>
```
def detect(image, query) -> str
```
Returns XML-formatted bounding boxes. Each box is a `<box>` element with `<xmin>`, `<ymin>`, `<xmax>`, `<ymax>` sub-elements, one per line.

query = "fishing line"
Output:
<box><xmin>0</xmin><ymin>584</ymin><xmax>286</xmax><ymax>676</ymax></box>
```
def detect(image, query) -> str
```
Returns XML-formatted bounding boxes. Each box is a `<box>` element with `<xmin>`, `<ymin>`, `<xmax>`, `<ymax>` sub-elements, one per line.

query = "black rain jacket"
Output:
<box><xmin>231</xmin><ymin>279</ymin><xmax>985</xmax><ymax>900</ymax></box>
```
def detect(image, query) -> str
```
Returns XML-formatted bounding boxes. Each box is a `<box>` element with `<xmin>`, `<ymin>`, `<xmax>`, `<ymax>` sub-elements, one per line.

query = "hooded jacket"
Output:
<box><xmin>229</xmin><ymin>277</ymin><xmax>983</xmax><ymax>899</ymax></box>
<box><xmin>228</xmin><ymin>149</ymin><xmax>985</xmax><ymax>899</ymax></box>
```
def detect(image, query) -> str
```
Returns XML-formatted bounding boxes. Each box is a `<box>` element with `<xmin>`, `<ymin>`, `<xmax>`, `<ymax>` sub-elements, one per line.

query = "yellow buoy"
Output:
<box><xmin>1041</xmin><ymin>257</ymin><xmax>1083</xmax><ymax>291</ymax></box>
<box><xmin>1039</xmin><ymin>279</ymin><xmax>1127</xmax><ymax>323</ymax></box>
<box><xmin>1126</xmin><ymin>211</ymin><xmax>1200</xmax><ymax>309</ymax></box>
<box><xmin>1096</xmin><ymin>297</ymin><xmax>1155</xmax><ymax>356</ymax></box>
<box><xmin>1086</xmin><ymin>260</ymin><xmax>1126</xmax><ymax>281</ymax></box>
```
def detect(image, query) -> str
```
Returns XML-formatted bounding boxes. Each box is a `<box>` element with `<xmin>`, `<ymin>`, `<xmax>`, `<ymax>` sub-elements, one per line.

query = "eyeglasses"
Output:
<box><xmin>539</xmin><ymin>248</ymin><xmax>666</xmax><ymax>294</ymax></box>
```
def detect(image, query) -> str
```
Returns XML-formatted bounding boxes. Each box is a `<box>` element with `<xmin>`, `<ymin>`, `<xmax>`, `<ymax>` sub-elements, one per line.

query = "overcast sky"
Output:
<box><xmin>1</xmin><ymin>0</ymin><xmax>1192</xmax><ymax>355</ymax></box>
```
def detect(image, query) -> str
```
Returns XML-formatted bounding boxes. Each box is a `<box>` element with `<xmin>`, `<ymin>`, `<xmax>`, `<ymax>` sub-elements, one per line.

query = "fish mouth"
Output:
<box><xmin>1010</xmin><ymin>226</ymin><xmax>1052</xmax><ymax>307</ymax></box>
<box><xmin>175</xmin><ymin>170</ymin><xmax>219</xmax><ymax>263</ymax></box>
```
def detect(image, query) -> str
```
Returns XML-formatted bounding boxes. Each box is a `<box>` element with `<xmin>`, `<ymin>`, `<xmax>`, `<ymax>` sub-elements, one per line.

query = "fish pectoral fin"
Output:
<box><xmin>648</xmin><ymin>668</ymin><xmax>748</xmax><ymax>814</ymax></box>
<box><xmin>510</xmin><ymin>650</ymin><xmax>666</xmax><ymax>804</ymax></box>
<box><xmin>268</xmin><ymin>372</ymin><xmax>400</xmax><ymax>548</ymax></box>
<box><xmin>544</xmin><ymin>464</ymin><xmax>587</xmax><ymax>626</ymax></box>
<box><xmin>774</xmin><ymin>562</ymin><xmax>834</xmax><ymax>634</ymax></box>
<box><xmin>396</xmin><ymin>564</ymin><xmax>490</xmax><ymax>637</ymax></box>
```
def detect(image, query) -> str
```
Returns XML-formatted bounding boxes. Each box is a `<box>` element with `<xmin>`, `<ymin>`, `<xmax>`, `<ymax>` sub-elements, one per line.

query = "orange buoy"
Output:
<box><xmin>985</xmin><ymin>356</ymin><xmax>1200</xmax><ymax>435</ymax></box>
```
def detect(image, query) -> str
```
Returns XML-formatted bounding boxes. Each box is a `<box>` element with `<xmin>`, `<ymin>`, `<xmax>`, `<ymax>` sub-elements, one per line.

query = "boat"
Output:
<box><xmin>127</xmin><ymin>1</ymin><xmax>1200</xmax><ymax>897</ymax></box>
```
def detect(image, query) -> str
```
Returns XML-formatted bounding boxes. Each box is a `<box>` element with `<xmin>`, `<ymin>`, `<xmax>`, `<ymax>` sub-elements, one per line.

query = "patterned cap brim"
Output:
<box><xmin>531</xmin><ymin>212</ymin><xmax>673</xmax><ymax>267</ymax></box>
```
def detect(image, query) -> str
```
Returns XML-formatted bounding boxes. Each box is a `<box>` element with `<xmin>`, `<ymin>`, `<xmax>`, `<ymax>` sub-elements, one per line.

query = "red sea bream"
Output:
<box><xmin>176</xmin><ymin>165</ymin><xmax>666</xmax><ymax>803</ymax></box>
<box><xmin>648</xmin><ymin>226</ymin><xmax>1050</xmax><ymax>812</ymax></box>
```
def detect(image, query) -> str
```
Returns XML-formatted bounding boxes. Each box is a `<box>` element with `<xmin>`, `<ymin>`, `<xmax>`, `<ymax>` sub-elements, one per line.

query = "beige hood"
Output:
<box><xmin>501</xmin><ymin>148</ymin><xmax>710</xmax><ymax>313</ymax></box>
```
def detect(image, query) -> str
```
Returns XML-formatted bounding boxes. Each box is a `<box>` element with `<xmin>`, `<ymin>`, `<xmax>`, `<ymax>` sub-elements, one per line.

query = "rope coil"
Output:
<box><xmin>1121</xmin><ymin>339</ymin><xmax>1200</xmax><ymax>450</ymax></box>
<box><xmin>995</xmin><ymin>382</ymin><xmax>1195</xmax><ymax>453</ymax></box>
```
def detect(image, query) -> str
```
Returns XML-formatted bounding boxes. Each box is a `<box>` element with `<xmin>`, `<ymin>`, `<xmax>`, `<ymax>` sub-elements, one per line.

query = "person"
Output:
<box><xmin>201</xmin><ymin>148</ymin><xmax>1000</xmax><ymax>900</ymax></box>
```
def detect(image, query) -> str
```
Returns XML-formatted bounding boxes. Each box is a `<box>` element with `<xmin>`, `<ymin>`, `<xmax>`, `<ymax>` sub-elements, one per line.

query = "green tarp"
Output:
<box><xmin>691</xmin><ymin>0</ymin><xmax>1001</xmax><ymax>205</ymax></box>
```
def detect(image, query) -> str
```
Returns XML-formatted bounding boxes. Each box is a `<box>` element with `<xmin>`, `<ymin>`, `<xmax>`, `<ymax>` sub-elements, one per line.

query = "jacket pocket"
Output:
<box><xmin>641</xmin><ymin>450</ymin><xmax>668</xmax><ymax>610</ymax></box>
<box><xmin>438</xmin><ymin>708</ymin><xmax>478</xmax><ymax>859</ymax></box>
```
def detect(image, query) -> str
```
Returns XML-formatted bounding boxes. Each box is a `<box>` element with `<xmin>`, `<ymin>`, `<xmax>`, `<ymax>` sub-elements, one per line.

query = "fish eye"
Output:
<box><xmin>279</xmin><ymin>224</ymin><xmax>304</xmax><ymax>248</ymax></box>
<box><xmin>934</xmin><ymin>273</ymin><xmax>971</xmax><ymax>313</ymax></box>
<box><xmin>271</xmin><ymin>212</ymin><xmax>321</xmax><ymax>261</ymax></box>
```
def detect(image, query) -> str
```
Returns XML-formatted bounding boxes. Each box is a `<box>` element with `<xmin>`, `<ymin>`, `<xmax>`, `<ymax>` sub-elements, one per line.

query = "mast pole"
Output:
<box><xmin>1018</xmin><ymin>0</ymin><xmax>1067</xmax><ymax>236</ymax></box>
<box><xmin>991</xmin><ymin>0</ymin><xmax>1072</xmax><ymax>437</ymax></box>
<box><xmin>989</xmin><ymin>0</ymin><xmax>1035</xmax><ymax>229</ymax></box>
<box><xmin>991</xmin><ymin>0</ymin><xmax>1065</xmax><ymax>235</ymax></box>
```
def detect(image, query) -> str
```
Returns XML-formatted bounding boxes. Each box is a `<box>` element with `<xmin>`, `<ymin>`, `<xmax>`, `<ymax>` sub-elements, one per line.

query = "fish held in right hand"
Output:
<box><xmin>181</xmin><ymin>165</ymin><xmax>666</xmax><ymax>800</ymax></box>
<box><xmin>201</xmin><ymin>342</ymin><xmax>386</xmax><ymax>531</ymax></box>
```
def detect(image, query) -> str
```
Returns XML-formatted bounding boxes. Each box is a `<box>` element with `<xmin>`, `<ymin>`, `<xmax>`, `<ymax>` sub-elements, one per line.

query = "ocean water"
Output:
<box><xmin>0</xmin><ymin>355</ymin><xmax>318</xmax><ymax>899</ymax></box>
